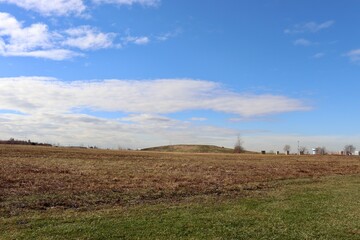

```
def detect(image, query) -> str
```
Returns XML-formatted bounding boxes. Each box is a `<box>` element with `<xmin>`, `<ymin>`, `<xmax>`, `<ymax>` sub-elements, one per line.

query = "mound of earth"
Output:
<box><xmin>141</xmin><ymin>144</ymin><xmax>249</xmax><ymax>153</ymax></box>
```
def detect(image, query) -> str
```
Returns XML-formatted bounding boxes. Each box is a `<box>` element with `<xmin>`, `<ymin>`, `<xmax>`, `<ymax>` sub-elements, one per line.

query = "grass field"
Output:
<box><xmin>1</xmin><ymin>145</ymin><xmax>359</xmax><ymax>239</ymax></box>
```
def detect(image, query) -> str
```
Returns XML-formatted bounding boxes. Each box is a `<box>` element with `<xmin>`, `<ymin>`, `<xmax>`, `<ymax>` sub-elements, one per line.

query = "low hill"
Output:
<box><xmin>142</xmin><ymin>144</ymin><xmax>242</xmax><ymax>153</ymax></box>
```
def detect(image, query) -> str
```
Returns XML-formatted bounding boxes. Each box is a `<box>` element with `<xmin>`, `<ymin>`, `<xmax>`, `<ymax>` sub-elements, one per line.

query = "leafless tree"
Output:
<box><xmin>234</xmin><ymin>135</ymin><xmax>245</xmax><ymax>153</ymax></box>
<box><xmin>315</xmin><ymin>147</ymin><xmax>327</xmax><ymax>155</ymax></box>
<box><xmin>283</xmin><ymin>145</ymin><xmax>291</xmax><ymax>153</ymax></box>
<box><xmin>299</xmin><ymin>146</ymin><xmax>307</xmax><ymax>155</ymax></box>
<box><xmin>344</xmin><ymin>145</ymin><xmax>356</xmax><ymax>155</ymax></box>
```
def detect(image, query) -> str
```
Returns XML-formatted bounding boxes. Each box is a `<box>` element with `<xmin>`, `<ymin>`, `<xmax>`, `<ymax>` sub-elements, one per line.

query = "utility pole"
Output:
<box><xmin>297</xmin><ymin>140</ymin><xmax>300</xmax><ymax>155</ymax></box>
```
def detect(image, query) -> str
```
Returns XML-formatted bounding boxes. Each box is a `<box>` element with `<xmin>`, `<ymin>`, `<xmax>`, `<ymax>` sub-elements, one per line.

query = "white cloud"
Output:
<box><xmin>92</xmin><ymin>0</ymin><xmax>160</xmax><ymax>7</ymax></box>
<box><xmin>0</xmin><ymin>13</ymin><xmax>116</xmax><ymax>60</ymax></box>
<box><xmin>0</xmin><ymin>0</ymin><xmax>86</xmax><ymax>16</ymax></box>
<box><xmin>122</xmin><ymin>35</ymin><xmax>150</xmax><ymax>45</ymax></box>
<box><xmin>122</xmin><ymin>29</ymin><xmax>181</xmax><ymax>46</ymax></box>
<box><xmin>63</xmin><ymin>26</ymin><xmax>117</xmax><ymax>50</ymax></box>
<box><xmin>4</xmin><ymin>49</ymin><xmax>83</xmax><ymax>60</ymax></box>
<box><xmin>345</xmin><ymin>49</ymin><xmax>360</xmax><ymax>62</ymax></box>
<box><xmin>190</xmin><ymin>117</ymin><xmax>207</xmax><ymax>121</ymax></box>
<box><xmin>293</xmin><ymin>38</ymin><xmax>313</xmax><ymax>46</ymax></box>
<box><xmin>285</xmin><ymin>20</ymin><xmax>335</xmax><ymax>34</ymax></box>
<box><xmin>0</xmin><ymin>77</ymin><xmax>310</xmax><ymax>148</ymax></box>
<box><xmin>312</xmin><ymin>52</ymin><xmax>325</xmax><ymax>59</ymax></box>
<box><xmin>0</xmin><ymin>0</ymin><xmax>160</xmax><ymax>17</ymax></box>
<box><xmin>0</xmin><ymin>111</ymin><xmax>239</xmax><ymax>149</ymax></box>
<box><xmin>156</xmin><ymin>28</ymin><xmax>182</xmax><ymax>41</ymax></box>
<box><xmin>228</xmin><ymin>116</ymin><xmax>274</xmax><ymax>122</ymax></box>
<box><xmin>0</xmin><ymin>77</ymin><xmax>309</xmax><ymax>116</ymax></box>
<box><xmin>0</xmin><ymin>12</ymin><xmax>51</xmax><ymax>52</ymax></box>
<box><xmin>0</xmin><ymin>13</ymin><xmax>171</xmax><ymax>60</ymax></box>
<box><xmin>122</xmin><ymin>114</ymin><xmax>173</xmax><ymax>123</ymax></box>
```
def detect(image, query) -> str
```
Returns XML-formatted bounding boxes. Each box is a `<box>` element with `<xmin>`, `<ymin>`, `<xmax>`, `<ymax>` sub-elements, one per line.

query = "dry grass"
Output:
<box><xmin>1</xmin><ymin>144</ymin><xmax>359</xmax><ymax>216</ymax></box>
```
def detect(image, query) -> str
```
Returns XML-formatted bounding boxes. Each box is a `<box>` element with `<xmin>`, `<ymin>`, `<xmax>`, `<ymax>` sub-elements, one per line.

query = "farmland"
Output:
<box><xmin>1</xmin><ymin>145</ymin><xmax>359</xmax><ymax>239</ymax></box>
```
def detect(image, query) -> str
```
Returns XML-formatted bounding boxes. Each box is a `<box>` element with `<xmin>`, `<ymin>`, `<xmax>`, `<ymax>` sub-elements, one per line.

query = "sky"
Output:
<box><xmin>0</xmin><ymin>0</ymin><xmax>359</xmax><ymax>152</ymax></box>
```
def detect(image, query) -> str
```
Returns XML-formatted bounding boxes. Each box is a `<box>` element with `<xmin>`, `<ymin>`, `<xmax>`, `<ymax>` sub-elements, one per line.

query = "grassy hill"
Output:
<box><xmin>142</xmin><ymin>144</ymin><xmax>234</xmax><ymax>153</ymax></box>
<box><xmin>141</xmin><ymin>144</ymin><xmax>255</xmax><ymax>153</ymax></box>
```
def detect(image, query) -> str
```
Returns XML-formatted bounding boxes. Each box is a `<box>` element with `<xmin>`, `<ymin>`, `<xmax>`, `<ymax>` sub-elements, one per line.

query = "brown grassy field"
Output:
<box><xmin>1</xmin><ymin>144</ymin><xmax>359</xmax><ymax>218</ymax></box>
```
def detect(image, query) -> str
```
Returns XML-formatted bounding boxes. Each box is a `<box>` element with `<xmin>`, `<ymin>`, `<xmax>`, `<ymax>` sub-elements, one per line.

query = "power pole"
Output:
<box><xmin>297</xmin><ymin>140</ymin><xmax>300</xmax><ymax>155</ymax></box>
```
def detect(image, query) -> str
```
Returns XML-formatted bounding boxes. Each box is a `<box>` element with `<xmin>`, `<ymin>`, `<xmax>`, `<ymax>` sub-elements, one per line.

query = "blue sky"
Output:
<box><xmin>0</xmin><ymin>0</ymin><xmax>359</xmax><ymax>151</ymax></box>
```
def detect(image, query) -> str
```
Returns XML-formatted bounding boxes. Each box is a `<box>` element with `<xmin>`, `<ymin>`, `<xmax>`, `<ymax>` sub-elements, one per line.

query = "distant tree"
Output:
<box><xmin>315</xmin><ymin>147</ymin><xmax>327</xmax><ymax>155</ymax></box>
<box><xmin>283</xmin><ymin>145</ymin><xmax>291</xmax><ymax>153</ymax></box>
<box><xmin>299</xmin><ymin>146</ymin><xmax>307</xmax><ymax>155</ymax></box>
<box><xmin>344</xmin><ymin>145</ymin><xmax>356</xmax><ymax>155</ymax></box>
<box><xmin>234</xmin><ymin>135</ymin><xmax>245</xmax><ymax>153</ymax></box>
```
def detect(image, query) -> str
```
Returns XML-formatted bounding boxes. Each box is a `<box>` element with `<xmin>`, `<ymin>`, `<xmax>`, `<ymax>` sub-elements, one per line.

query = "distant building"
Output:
<box><xmin>312</xmin><ymin>148</ymin><xmax>316</xmax><ymax>155</ymax></box>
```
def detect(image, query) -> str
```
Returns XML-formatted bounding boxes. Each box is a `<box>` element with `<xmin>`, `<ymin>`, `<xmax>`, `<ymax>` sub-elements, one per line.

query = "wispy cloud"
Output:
<box><xmin>285</xmin><ymin>20</ymin><xmax>335</xmax><ymax>34</ymax></box>
<box><xmin>0</xmin><ymin>12</ymin><xmax>117</xmax><ymax>60</ymax></box>
<box><xmin>121</xmin><ymin>28</ymin><xmax>182</xmax><ymax>46</ymax></box>
<box><xmin>122</xmin><ymin>114</ymin><xmax>173</xmax><ymax>123</ymax></box>
<box><xmin>63</xmin><ymin>26</ymin><xmax>117</xmax><ymax>50</ymax></box>
<box><xmin>0</xmin><ymin>77</ymin><xmax>310</xmax><ymax>148</ymax></box>
<box><xmin>228</xmin><ymin>116</ymin><xmax>275</xmax><ymax>123</ymax></box>
<box><xmin>0</xmin><ymin>0</ymin><xmax>86</xmax><ymax>16</ymax></box>
<box><xmin>156</xmin><ymin>28</ymin><xmax>182</xmax><ymax>41</ymax></box>
<box><xmin>122</xmin><ymin>35</ymin><xmax>150</xmax><ymax>45</ymax></box>
<box><xmin>92</xmin><ymin>0</ymin><xmax>160</xmax><ymax>7</ymax></box>
<box><xmin>0</xmin><ymin>0</ymin><xmax>160</xmax><ymax>16</ymax></box>
<box><xmin>293</xmin><ymin>38</ymin><xmax>313</xmax><ymax>46</ymax></box>
<box><xmin>312</xmin><ymin>52</ymin><xmax>325</xmax><ymax>59</ymax></box>
<box><xmin>345</xmin><ymin>49</ymin><xmax>360</xmax><ymax>62</ymax></box>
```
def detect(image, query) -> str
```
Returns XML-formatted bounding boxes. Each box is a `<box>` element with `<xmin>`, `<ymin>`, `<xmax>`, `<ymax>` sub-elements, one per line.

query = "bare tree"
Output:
<box><xmin>283</xmin><ymin>145</ymin><xmax>291</xmax><ymax>153</ymax></box>
<box><xmin>315</xmin><ymin>146</ymin><xmax>327</xmax><ymax>155</ymax></box>
<box><xmin>344</xmin><ymin>145</ymin><xmax>356</xmax><ymax>155</ymax></box>
<box><xmin>299</xmin><ymin>146</ymin><xmax>307</xmax><ymax>155</ymax></box>
<box><xmin>234</xmin><ymin>135</ymin><xmax>245</xmax><ymax>153</ymax></box>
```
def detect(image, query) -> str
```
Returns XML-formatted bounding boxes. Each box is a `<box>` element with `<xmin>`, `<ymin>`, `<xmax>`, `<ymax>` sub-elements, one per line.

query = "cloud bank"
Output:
<box><xmin>0</xmin><ymin>77</ymin><xmax>308</xmax><ymax>116</ymax></box>
<box><xmin>0</xmin><ymin>77</ymin><xmax>309</xmax><ymax>148</ymax></box>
